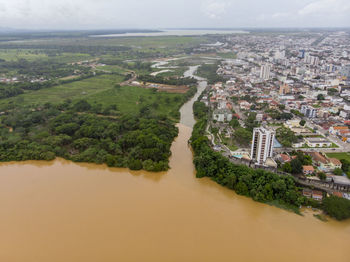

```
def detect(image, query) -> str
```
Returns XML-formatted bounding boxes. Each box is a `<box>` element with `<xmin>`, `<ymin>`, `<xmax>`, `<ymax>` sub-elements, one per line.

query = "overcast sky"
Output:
<box><xmin>0</xmin><ymin>0</ymin><xmax>349</xmax><ymax>30</ymax></box>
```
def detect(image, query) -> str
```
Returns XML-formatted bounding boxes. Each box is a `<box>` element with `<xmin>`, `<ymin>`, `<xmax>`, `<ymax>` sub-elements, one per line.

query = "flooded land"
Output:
<box><xmin>0</xmin><ymin>78</ymin><xmax>349</xmax><ymax>262</ymax></box>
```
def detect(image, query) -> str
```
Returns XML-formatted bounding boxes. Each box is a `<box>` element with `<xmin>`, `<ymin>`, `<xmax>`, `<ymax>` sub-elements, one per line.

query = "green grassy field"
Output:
<box><xmin>0</xmin><ymin>49</ymin><xmax>92</xmax><ymax>63</ymax></box>
<box><xmin>326</xmin><ymin>152</ymin><xmax>350</xmax><ymax>161</ymax></box>
<box><xmin>95</xmin><ymin>65</ymin><xmax>129</xmax><ymax>74</ymax></box>
<box><xmin>0</xmin><ymin>73</ymin><xmax>186</xmax><ymax>119</ymax></box>
<box><xmin>86</xmin><ymin>86</ymin><xmax>184</xmax><ymax>116</ymax></box>
<box><xmin>9</xmin><ymin>36</ymin><xmax>206</xmax><ymax>49</ymax></box>
<box><xmin>0</xmin><ymin>74</ymin><xmax>123</xmax><ymax>108</ymax></box>
<box><xmin>0</xmin><ymin>36</ymin><xmax>208</xmax><ymax>59</ymax></box>
<box><xmin>0</xmin><ymin>49</ymin><xmax>48</xmax><ymax>61</ymax></box>
<box><xmin>216</xmin><ymin>52</ymin><xmax>237</xmax><ymax>59</ymax></box>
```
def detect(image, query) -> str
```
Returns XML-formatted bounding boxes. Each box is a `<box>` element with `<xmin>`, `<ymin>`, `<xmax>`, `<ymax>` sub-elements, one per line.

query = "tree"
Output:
<box><xmin>291</xmin><ymin>158</ymin><xmax>303</xmax><ymax>174</ymax></box>
<box><xmin>234</xmin><ymin>128</ymin><xmax>252</xmax><ymax>146</ymax></box>
<box><xmin>279</xmin><ymin>104</ymin><xmax>286</xmax><ymax>110</ymax></box>
<box><xmin>235</xmin><ymin>181</ymin><xmax>249</xmax><ymax>196</ymax></box>
<box><xmin>317</xmin><ymin>94</ymin><xmax>325</xmax><ymax>101</ymax></box>
<box><xmin>327</xmin><ymin>88</ymin><xmax>338</xmax><ymax>96</ymax></box>
<box><xmin>229</xmin><ymin>118</ymin><xmax>240</xmax><ymax>129</ymax></box>
<box><xmin>341</xmin><ymin>159</ymin><xmax>350</xmax><ymax>173</ymax></box>
<box><xmin>299</xmin><ymin>120</ymin><xmax>306</xmax><ymax>126</ymax></box>
<box><xmin>282</xmin><ymin>163</ymin><xmax>292</xmax><ymax>173</ymax></box>
<box><xmin>333</xmin><ymin>168</ymin><xmax>343</xmax><ymax>176</ymax></box>
<box><xmin>73</xmin><ymin>99</ymin><xmax>91</xmax><ymax>112</ymax></box>
<box><xmin>322</xmin><ymin>196</ymin><xmax>350</xmax><ymax>220</ymax></box>
<box><xmin>276</xmin><ymin>127</ymin><xmax>298</xmax><ymax>147</ymax></box>
<box><xmin>318</xmin><ymin>172</ymin><xmax>326</xmax><ymax>180</ymax></box>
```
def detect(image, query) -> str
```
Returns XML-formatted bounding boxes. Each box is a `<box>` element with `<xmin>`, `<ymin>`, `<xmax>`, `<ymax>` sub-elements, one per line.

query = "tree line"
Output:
<box><xmin>0</xmin><ymin>101</ymin><xmax>178</xmax><ymax>172</ymax></box>
<box><xmin>138</xmin><ymin>75</ymin><xmax>197</xmax><ymax>86</ymax></box>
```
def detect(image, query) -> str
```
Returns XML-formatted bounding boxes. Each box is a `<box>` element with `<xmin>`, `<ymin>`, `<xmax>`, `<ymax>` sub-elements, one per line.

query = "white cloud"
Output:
<box><xmin>201</xmin><ymin>0</ymin><xmax>231</xmax><ymax>19</ymax></box>
<box><xmin>0</xmin><ymin>0</ymin><xmax>348</xmax><ymax>29</ymax></box>
<box><xmin>298</xmin><ymin>0</ymin><xmax>350</xmax><ymax>16</ymax></box>
<box><xmin>271</xmin><ymin>12</ymin><xmax>290</xmax><ymax>19</ymax></box>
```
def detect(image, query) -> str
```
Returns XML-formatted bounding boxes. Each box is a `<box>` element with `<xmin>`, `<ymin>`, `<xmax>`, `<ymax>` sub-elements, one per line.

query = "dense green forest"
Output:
<box><xmin>138</xmin><ymin>75</ymin><xmax>197</xmax><ymax>86</ymax></box>
<box><xmin>196</xmin><ymin>63</ymin><xmax>225</xmax><ymax>84</ymax></box>
<box><xmin>0</xmin><ymin>101</ymin><xmax>178</xmax><ymax>171</ymax></box>
<box><xmin>322</xmin><ymin>196</ymin><xmax>350</xmax><ymax>220</ymax></box>
<box><xmin>191</xmin><ymin>100</ymin><xmax>350</xmax><ymax>219</ymax></box>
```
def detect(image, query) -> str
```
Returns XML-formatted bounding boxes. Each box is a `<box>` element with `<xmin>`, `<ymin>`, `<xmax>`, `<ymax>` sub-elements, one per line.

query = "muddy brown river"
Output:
<box><xmin>0</xmin><ymin>80</ymin><xmax>349</xmax><ymax>262</ymax></box>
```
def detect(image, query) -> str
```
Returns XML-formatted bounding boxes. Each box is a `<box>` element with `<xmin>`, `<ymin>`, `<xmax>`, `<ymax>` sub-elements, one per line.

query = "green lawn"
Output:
<box><xmin>216</xmin><ymin>52</ymin><xmax>237</xmax><ymax>59</ymax></box>
<box><xmin>0</xmin><ymin>49</ymin><xmax>92</xmax><ymax>63</ymax></box>
<box><xmin>95</xmin><ymin>65</ymin><xmax>128</xmax><ymax>74</ymax></box>
<box><xmin>0</xmin><ymin>73</ymin><xmax>187</xmax><ymax>120</ymax></box>
<box><xmin>0</xmin><ymin>74</ymin><xmax>124</xmax><ymax>108</ymax></box>
<box><xmin>0</xmin><ymin>49</ymin><xmax>48</xmax><ymax>61</ymax></box>
<box><xmin>326</xmin><ymin>152</ymin><xmax>350</xmax><ymax>161</ymax></box>
<box><xmin>86</xmin><ymin>85</ymin><xmax>184</xmax><ymax>117</ymax></box>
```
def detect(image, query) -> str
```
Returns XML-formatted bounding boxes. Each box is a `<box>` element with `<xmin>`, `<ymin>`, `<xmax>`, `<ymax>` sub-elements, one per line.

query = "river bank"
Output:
<box><xmin>0</xmin><ymin>66</ymin><xmax>349</xmax><ymax>261</ymax></box>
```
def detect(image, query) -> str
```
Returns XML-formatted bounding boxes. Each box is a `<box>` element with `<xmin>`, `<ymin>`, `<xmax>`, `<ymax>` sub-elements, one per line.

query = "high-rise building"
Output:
<box><xmin>279</xmin><ymin>83</ymin><xmax>290</xmax><ymax>95</ymax></box>
<box><xmin>304</xmin><ymin>53</ymin><xmax>319</xmax><ymax>66</ymax></box>
<box><xmin>301</xmin><ymin>105</ymin><xmax>318</xmax><ymax>118</ymax></box>
<box><xmin>274</xmin><ymin>50</ymin><xmax>285</xmax><ymax>60</ymax></box>
<box><xmin>341</xmin><ymin>64</ymin><xmax>350</xmax><ymax>80</ymax></box>
<box><xmin>298</xmin><ymin>50</ymin><xmax>305</xmax><ymax>59</ymax></box>
<box><xmin>260</xmin><ymin>64</ymin><xmax>271</xmax><ymax>80</ymax></box>
<box><xmin>251</xmin><ymin>127</ymin><xmax>275</xmax><ymax>165</ymax></box>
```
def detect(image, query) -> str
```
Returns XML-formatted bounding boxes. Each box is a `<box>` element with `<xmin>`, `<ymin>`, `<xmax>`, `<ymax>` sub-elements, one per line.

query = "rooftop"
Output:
<box><xmin>332</xmin><ymin>176</ymin><xmax>350</xmax><ymax>186</ymax></box>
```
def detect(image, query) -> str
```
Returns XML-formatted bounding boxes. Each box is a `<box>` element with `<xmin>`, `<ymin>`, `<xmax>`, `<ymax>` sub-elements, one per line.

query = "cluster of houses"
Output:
<box><xmin>278</xmin><ymin>151</ymin><xmax>350</xmax><ymax>200</ymax></box>
<box><xmin>201</xmin><ymin>31</ymin><xmax>350</xmax><ymax>201</ymax></box>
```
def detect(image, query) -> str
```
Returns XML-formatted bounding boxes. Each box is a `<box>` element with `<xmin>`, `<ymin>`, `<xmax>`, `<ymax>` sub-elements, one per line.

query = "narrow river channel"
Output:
<box><xmin>0</xmin><ymin>67</ymin><xmax>349</xmax><ymax>262</ymax></box>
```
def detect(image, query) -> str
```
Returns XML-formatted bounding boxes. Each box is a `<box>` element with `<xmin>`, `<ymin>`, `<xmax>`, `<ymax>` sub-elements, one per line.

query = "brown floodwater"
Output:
<box><xmin>0</xmin><ymin>81</ymin><xmax>349</xmax><ymax>262</ymax></box>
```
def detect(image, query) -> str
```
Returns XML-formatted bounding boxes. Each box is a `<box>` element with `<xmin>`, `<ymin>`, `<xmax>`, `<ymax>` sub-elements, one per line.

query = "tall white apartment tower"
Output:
<box><xmin>251</xmin><ymin>127</ymin><xmax>275</xmax><ymax>165</ymax></box>
<box><xmin>260</xmin><ymin>64</ymin><xmax>271</xmax><ymax>80</ymax></box>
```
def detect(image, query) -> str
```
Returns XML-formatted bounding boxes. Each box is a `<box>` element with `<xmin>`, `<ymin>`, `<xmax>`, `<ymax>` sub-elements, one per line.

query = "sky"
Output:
<box><xmin>0</xmin><ymin>0</ymin><xmax>349</xmax><ymax>30</ymax></box>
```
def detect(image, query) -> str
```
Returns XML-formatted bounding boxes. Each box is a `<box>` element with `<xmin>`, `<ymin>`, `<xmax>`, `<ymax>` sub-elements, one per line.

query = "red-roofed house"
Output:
<box><xmin>329</xmin><ymin>126</ymin><xmax>349</xmax><ymax>136</ymax></box>
<box><xmin>303</xmin><ymin>165</ymin><xmax>315</xmax><ymax>175</ymax></box>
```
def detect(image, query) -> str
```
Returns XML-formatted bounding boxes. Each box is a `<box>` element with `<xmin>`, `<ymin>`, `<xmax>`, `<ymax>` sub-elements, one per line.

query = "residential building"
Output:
<box><xmin>341</xmin><ymin>64</ymin><xmax>350</xmax><ymax>80</ymax></box>
<box><xmin>305</xmin><ymin>137</ymin><xmax>332</xmax><ymax>148</ymax></box>
<box><xmin>251</xmin><ymin>127</ymin><xmax>275</xmax><ymax>165</ymax></box>
<box><xmin>260</xmin><ymin>64</ymin><xmax>271</xmax><ymax>80</ymax></box>
<box><xmin>312</xmin><ymin>190</ymin><xmax>323</xmax><ymax>201</ymax></box>
<box><xmin>303</xmin><ymin>165</ymin><xmax>315</xmax><ymax>175</ymax></box>
<box><xmin>308</xmin><ymin>152</ymin><xmax>342</xmax><ymax>172</ymax></box>
<box><xmin>213</xmin><ymin>109</ymin><xmax>233</xmax><ymax>122</ymax></box>
<box><xmin>301</xmin><ymin>105</ymin><xmax>318</xmax><ymax>118</ymax></box>
<box><xmin>329</xmin><ymin>126</ymin><xmax>349</xmax><ymax>135</ymax></box>
<box><xmin>279</xmin><ymin>83</ymin><xmax>290</xmax><ymax>95</ymax></box>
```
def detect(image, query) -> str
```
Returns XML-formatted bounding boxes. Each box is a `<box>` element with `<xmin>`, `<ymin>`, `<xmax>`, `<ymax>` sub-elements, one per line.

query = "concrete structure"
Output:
<box><xmin>341</xmin><ymin>64</ymin><xmax>350</xmax><ymax>80</ymax></box>
<box><xmin>304</xmin><ymin>53</ymin><xmax>319</xmax><ymax>66</ymax></box>
<box><xmin>284</xmin><ymin>119</ymin><xmax>301</xmax><ymax>129</ymax></box>
<box><xmin>251</xmin><ymin>127</ymin><xmax>275</xmax><ymax>165</ymax></box>
<box><xmin>301</xmin><ymin>105</ymin><xmax>318</xmax><ymax>118</ymax></box>
<box><xmin>279</xmin><ymin>83</ymin><xmax>290</xmax><ymax>95</ymax></box>
<box><xmin>260</xmin><ymin>64</ymin><xmax>271</xmax><ymax>80</ymax></box>
<box><xmin>305</xmin><ymin>137</ymin><xmax>332</xmax><ymax>148</ymax></box>
<box><xmin>212</xmin><ymin>109</ymin><xmax>233</xmax><ymax>122</ymax></box>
